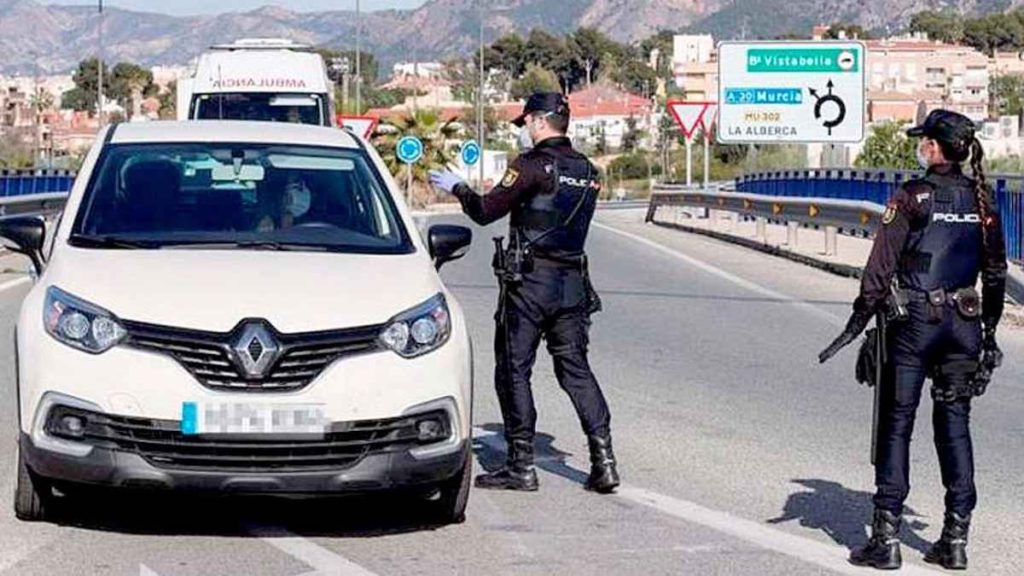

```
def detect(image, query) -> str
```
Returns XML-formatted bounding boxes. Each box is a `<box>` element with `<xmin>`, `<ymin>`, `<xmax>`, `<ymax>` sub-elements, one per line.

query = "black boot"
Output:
<box><xmin>924</xmin><ymin>512</ymin><xmax>970</xmax><ymax>570</ymax></box>
<box><xmin>584</xmin><ymin>434</ymin><xmax>620</xmax><ymax>493</ymax></box>
<box><xmin>475</xmin><ymin>439</ymin><xmax>539</xmax><ymax>491</ymax></box>
<box><xmin>850</xmin><ymin>509</ymin><xmax>903</xmax><ymax>570</ymax></box>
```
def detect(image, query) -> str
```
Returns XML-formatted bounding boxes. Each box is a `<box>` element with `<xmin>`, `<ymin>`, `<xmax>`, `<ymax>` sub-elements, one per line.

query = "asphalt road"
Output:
<box><xmin>1</xmin><ymin>209</ymin><xmax>1022</xmax><ymax>575</ymax></box>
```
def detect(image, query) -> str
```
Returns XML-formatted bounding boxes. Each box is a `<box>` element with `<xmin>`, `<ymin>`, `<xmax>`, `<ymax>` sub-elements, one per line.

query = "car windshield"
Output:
<box><xmin>70</xmin><ymin>143</ymin><xmax>413</xmax><ymax>255</ymax></box>
<box><xmin>194</xmin><ymin>93</ymin><xmax>325</xmax><ymax>125</ymax></box>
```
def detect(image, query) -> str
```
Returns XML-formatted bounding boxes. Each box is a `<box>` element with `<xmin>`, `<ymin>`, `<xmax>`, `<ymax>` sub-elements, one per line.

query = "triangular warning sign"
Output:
<box><xmin>668</xmin><ymin>101</ymin><xmax>709</xmax><ymax>139</ymax></box>
<box><xmin>337</xmin><ymin>115</ymin><xmax>379</xmax><ymax>139</ymax></box>
<box><xmin>701</xmin><ymin>104</ymin><xmax>719</xmax><ymax>136</ymax></box>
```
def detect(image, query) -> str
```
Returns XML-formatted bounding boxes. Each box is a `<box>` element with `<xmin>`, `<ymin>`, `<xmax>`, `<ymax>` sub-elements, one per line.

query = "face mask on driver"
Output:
<box><xmin>284</xmin><ymin>177</ymin><xmax>312</xmax><ymax>219</ymax></box>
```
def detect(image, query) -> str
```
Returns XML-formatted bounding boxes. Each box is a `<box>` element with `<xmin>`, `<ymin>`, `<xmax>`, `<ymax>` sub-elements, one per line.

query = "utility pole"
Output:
<box><xmin>355</xmin><ymin>0</ymin><xmax>362</xmax><ymax>114</ymax></box>
<box><xmin>97</xmin><ymin>0</ymin><xmax>105</xmax><ymax>128</ymax></box>
<box><xmin>478</xmin><ymin>0</ymin><xmax>486</xmax><ymax>188</ymax></box>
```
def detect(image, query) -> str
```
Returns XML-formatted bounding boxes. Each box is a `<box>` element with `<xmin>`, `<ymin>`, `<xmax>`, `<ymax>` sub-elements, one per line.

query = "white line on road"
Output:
<box><xmin>594</xmin><ymin>222</ymin><xmax>844</xmax><ymax>328</ymax></box>
<box><xmin>473</xmin><ymin>427</ymin><xmax>943</xmax><ymax>576</ymax></box>
<box><xmin>249</xmin><ymin>526</ymin><xmax>380</xmax><ymax>576</ymax></box>
<box><xmin>0</xmin><ymin>276</ymin><xmax>30</xmax><ymax>294</ymax></box>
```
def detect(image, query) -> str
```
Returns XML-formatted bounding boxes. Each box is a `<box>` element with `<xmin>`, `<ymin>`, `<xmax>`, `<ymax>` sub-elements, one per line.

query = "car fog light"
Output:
<box><xmin>416</xmin><ymin>418</ymin><xmax>445</xmax><ymax>442</ymax></box>
<box><xmin>59</xmin><ymin>415</ymin><xmax>86</xmax><ymax>438</ymax></box>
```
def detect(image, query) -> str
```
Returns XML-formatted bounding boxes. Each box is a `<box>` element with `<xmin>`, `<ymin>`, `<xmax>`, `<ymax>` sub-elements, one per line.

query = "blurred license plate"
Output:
<box><xmin>181</xmin><ymin>402</ymin><xmax>327</xmax><ymax>435</ymax></box>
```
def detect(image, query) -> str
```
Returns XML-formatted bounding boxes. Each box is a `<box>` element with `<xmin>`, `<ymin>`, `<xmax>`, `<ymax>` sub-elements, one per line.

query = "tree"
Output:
<box><xmin>610</xmin><ymin>49</ymin><xmax>657</xmax><ymax>95</ymax></box>
<box><xmin>622</xmin><ymin>116</ymin><xmax>640</xmax><ymax>152</ymax></box>
<box><xmin>523</xmin><ymin>29</ymin><xmax>574</xmax><ymax>91</ymax></box>
<box><xmin>372</xmin><ymin>109</ymin><xmax>460</xmax><ymax>206</ymax></box>
<box><xmin>909</xmin><ymin>11</ymin><xmax>964</xmax><ymax>44</ymax></box>
<box><xmin>639</xmin><ymin>30</ymin><xmax>675</xmax><ymax>80</ymax></box>
<box><xmin>510</xmin><ymin>64</ymin><xmax>560</xmax><ymax>100</ymax></box>
<box><xmin>992</xmin><ymin>75</ymin><xmax>1024</xmax><ymax>117</ymax></box>
<box><xmin>63</xmin><ymin>58</ymin><xmax>106</xmax><ymax>113</ymax></box>
<box><xmin>158</xmin><ymin>80</ymin><xmax>177</xmax><ymax>119</ymax></box>
<box><xmin>568</xmin><ymin>28</ymin><xmax>619</xmax><ymax>88</ymax></box>
<box><xmin>824</xmin><ymin>23</ymin><xmax>871</xmax><ymax>40</ymax></box>
<box><xmin>595</xmin><ymin>123</ymin><xmax>608</xmax><ymax>155</ymax></box>
<box><xmin>110</xmin><ymin>62</ymin><xmax>157</xmax><ymax>119</ymax></box>
<box><xmin>855</xmin><ymin>121</ymin><xmax>917</xmax><ymax>169</ymax></box>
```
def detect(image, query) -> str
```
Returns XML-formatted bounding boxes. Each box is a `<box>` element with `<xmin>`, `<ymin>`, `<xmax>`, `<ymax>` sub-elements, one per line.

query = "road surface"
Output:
<box><xmin>1</xmin><ymin>209</ymin><xmax>1021</xmax><ymax>575</ymax></box>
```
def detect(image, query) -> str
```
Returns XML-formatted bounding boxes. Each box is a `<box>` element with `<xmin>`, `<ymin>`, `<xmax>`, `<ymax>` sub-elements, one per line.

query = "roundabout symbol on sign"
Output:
<box><xmin>396</xmin><ymin>136</ymin><xmax>424</xmax><ymax>164</ymax></box>
<box><xmin>461</xmin><ymin>140</ymin><xmax>481</xmax><ymax>166</ymax></box>
<box><xmin>808</xmin><ymin>79</ymin><xmax>846</xmax><ymax>136</ymax></box>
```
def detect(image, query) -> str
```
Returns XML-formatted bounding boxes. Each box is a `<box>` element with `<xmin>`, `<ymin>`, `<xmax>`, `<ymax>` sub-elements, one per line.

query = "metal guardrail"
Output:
<box><xmin>734</xmin><ymin>169</ymin><xmax>1024</xmax><ymax>263</ymax></box>
<box><xmin>0</xmin><ymin>169</ymin><xmax>76</xmax><ymax>199</ymax></box>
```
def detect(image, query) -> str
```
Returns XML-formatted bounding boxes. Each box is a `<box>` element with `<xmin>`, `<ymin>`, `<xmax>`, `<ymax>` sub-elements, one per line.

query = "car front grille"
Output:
<box><xmin>47</xmin><ymin>407</ymin><xmax>448</xmax><ymax>472</ymax></box>
<box><xmin>122</xmin><ymin>319</ymin><xmax>383</xmax><ymax>392</ymax></box>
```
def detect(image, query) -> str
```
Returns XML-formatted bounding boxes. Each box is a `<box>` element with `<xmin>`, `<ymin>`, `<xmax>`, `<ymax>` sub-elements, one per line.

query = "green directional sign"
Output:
<box><xmin>746</xmin><ymin>48</ymin><xmax>860</xmax><ymax>73</ymax></box>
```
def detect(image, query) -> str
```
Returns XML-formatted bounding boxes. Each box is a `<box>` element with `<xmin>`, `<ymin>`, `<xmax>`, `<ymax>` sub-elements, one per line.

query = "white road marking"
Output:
<box><xmin>0</xmin><ymin>276</ymin><xmax>30</xmax><ymax>294</ymax></box>
<box><xmin>473</xmin><ymin>427</ymin><xmax>943</xmax><ymax>576</ymax></box>
<box><xmin>249</xmin><ymin>526</ymin><xmax>380</xmax><ymax>576</ymax></box>
<box><xmin>594</xmin><ymin>222</ymin><xmax>844</xmax><ymax>327</ymax></box>
<box><xmin>139</xmin><ymin>564</ymin><xmax>161</xmax><ymax>576</ymax></box>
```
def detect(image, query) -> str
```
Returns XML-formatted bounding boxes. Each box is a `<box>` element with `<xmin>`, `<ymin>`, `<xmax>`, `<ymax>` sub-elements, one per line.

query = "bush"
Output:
<box><xmin>607</xmin><ymin>153</ymin><xmax>651</xmax><ymax>180</ymax></box>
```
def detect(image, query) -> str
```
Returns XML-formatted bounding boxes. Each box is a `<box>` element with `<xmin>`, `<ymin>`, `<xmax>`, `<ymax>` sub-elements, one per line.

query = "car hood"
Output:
<box><xmin>43</xmin><ymin>247</ymin><xmax>442</xmax><ymax>333</ymax></box>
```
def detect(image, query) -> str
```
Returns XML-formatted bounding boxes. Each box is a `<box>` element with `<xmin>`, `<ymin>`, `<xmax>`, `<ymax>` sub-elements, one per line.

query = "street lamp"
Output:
<box><xmin>97</xmin><ymin>0</ymin><xmax>105</xmax><ymax>128</ymax></box>
<box><xmin>355</xmin><ymin>0</ymin><xmax>362</xmax><ymax>114</ymax></box>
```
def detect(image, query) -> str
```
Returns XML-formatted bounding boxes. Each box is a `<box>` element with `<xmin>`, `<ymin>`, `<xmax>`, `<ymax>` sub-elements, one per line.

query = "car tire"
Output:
<box><xmin>13</xmin><ymin>443</ymin><xmax>52</xmax><ymax>522</ymax></box>
<box><xmin>433</xmin><ymin>448</ymin><xmax>472</xmax><ymax>525</ymax></box>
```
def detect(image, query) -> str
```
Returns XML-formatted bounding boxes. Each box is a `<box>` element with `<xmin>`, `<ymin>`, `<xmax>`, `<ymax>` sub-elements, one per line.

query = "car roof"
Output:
<box><xmin>107</xmin><ymin>121</ymin><xmax>361</xmax><ymax>149</ymax></box>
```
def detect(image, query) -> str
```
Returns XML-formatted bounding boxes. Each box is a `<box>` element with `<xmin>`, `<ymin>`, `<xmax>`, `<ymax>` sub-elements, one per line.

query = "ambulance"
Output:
<box><xmin>177</xmin><ymin>38</ymin><xmax>336</xmax><ymax>127</ymax></box>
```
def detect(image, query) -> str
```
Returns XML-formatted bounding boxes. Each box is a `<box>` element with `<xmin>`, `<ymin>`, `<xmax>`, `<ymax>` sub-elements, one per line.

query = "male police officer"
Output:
<box><xmin>429</xmin><ymin>92</ymin><xmax>620</xmax><ymax>494</ymax></box>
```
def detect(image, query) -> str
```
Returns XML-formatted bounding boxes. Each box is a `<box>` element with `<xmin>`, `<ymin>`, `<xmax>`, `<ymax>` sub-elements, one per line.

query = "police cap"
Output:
<box><xmin>906</xmin><ymin>109</ymin><xmax>976</xmax><ymax>149</ymax></box>
<box><xmin>511</xmin><ymin>92</ymin><xmax>571</xmax><ymax>127</ymax></box>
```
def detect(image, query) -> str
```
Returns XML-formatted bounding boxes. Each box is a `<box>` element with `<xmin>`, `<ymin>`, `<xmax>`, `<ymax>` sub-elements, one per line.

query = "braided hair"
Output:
<box><xmin>937</xmin><ymin>136</ymin><xmax>994</xmax><ymax>252</ymax></box>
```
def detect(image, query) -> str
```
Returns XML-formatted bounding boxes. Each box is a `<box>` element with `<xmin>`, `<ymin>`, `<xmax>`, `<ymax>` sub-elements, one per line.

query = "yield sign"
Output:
<box><xmin>702</xmin><ymin>103</ymin><xmax>719</xmax><ymax>136</ymax></box>
<box><xmin>338</xmin><ymin>115</ymin><xmax>379</xmax><ymax>139</ymax></box>
<box><xmin>668</xmin><ymin>100</ymin><xmax>712</xmax><ymax>139</ymax></box>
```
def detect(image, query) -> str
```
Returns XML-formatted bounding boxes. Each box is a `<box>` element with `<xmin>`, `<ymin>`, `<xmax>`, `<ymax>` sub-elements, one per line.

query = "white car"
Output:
<box><xmin>1</xmin><ymin>121</ymin><xmax>474</xmax><ymax>524</ymax></box>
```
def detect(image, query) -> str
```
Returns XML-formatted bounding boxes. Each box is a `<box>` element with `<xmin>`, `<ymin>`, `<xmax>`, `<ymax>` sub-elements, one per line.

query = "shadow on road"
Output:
<box><xmin>473</xmin><ymin>423</ymin><xmax>588</xmax><ymax>486</ymax></box>
<box><xmin>38</xmin><ymin>483</ymin><xmax>456</xmax><ymax>538</ymax></box>
<box><xmin>768</xmin><ymin>478</ymin><xmax>933</xmax><ymax>554</ymax></box>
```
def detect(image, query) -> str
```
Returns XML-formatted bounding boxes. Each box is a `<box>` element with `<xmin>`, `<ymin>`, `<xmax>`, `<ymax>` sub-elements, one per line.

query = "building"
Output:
<box><xmin>566</xmin><ymin>84</ymin><xmax>655</xmax><ymax>151</ymax></box>
<box><xmin>391</xmin><ymin>62</ymin><xmax>445</xmax><ymax>80</ymax></box>
<box><xmin>990</xmin><ymin>52</ymin><xmax>1024</xmax><ymax>78</ymax></box>
<box><xmin>978</xmin><ymin>115</ymin><xmax>1022</xmax><ymax>158</ymax></box>
<box><xmin>864</xmin><ymin>37</ymin><xmax>990</xmax><ymax>121</ymax></box>
<box><xmin>866</xmin><ymin>89</ymin><xmax>943</xmax><ymax>123</ymax></box>
<box><xmin>671</xmin><ymin>35</ymin><xmax>718</xmax><ymax>102</ymax></box>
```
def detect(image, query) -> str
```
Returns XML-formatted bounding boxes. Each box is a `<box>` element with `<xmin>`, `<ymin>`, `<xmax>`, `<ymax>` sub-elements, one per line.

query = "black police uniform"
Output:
<box><xmin>838</xmin><ymin>111</ymin><xmax>1007</xmax><ymax>571</ymax></box>
<box><xmin>450</xmin><ymin>95</ymin><xmax>618</xmax><ymax>493</ymax></box>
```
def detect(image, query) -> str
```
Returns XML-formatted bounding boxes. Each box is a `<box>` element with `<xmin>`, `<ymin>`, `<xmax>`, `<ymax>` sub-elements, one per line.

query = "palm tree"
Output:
<box><xmin>374</xmin><ymin>109</ymin><xmax>461</xmax><ymax>207</ymax></box>
<box><xmin>28</xmin><ymin>89</ymin><xmax>55</xmax><ymax>167</ymax></box>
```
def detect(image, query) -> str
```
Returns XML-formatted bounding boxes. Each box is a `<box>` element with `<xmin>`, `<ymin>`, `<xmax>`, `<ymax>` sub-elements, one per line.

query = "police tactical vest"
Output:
<box><xmin>897</xmin><ymin>170</ymin><xmax>984</xmax><ymax>292</ymax></box>
<box><xmin>511</xmin><ymin>147</ymin><xmax>600</xmax><ymax>260</ymax></box>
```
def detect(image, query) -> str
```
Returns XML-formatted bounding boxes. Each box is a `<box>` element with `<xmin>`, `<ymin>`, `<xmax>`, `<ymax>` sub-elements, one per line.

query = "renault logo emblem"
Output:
<box><xmin>231</xmin><ymin>322</ymin><xmax>281</xmax><ymax>378</ymax></box>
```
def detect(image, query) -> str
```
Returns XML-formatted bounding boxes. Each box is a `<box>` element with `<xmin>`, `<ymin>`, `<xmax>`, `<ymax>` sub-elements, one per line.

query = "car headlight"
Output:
<box><xmin>43</xmin><ymin>286</ymin><xmax>126</xmax><ymax>354</ymax></box>
<box><xmin>379</xmin><ymin>293</ymin><xmax>451</xmax><ymax>358</ymax></box>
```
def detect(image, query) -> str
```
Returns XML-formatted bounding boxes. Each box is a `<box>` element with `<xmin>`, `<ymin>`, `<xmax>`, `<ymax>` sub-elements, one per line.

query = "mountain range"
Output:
<box><xmin>0</xmin><ymin>0</ymin><xmax>1021</xmax><ymax>75</ymax></box>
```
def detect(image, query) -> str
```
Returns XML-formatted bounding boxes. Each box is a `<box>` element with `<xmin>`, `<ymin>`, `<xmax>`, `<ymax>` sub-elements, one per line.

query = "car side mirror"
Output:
<box><xmin>428</xmin><ymin>225</ymin><xmax>472</xmax><ymax>270</ymax></box>
<box><xmin>0</xmin><ymin>216</ymin><xmax>46</xmax><ymax>275</ymax></box>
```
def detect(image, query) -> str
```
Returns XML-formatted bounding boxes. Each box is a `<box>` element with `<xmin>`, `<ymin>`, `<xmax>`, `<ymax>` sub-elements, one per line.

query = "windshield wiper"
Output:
<box><xmin>69</xmin><ymin>234</ymin><xmax>161</xmax><ymax>249</ymax></box>
<box><xmin>161</xmin><ymin>240</ymin><xmax>329</xmax><ymax>252</ymax></box>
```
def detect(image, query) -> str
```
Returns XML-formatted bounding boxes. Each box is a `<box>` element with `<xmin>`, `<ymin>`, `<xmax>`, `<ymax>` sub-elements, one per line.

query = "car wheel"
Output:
<box><xmin>13</xmin><ymin>443</ymin><xmax>53</xmax><ymax>522</ymax></box>
<box><xmin>433</xmin><ymin>449</ymin><xmax>472</xmax><ymax>525</ymax></box>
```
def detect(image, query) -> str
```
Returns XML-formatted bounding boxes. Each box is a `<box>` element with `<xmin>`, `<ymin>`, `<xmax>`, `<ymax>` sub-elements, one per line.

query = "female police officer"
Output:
<box><xmin>820</xmin><ymin>110</ymin><xmax>1007</xmax><ymax>570</ymax></box>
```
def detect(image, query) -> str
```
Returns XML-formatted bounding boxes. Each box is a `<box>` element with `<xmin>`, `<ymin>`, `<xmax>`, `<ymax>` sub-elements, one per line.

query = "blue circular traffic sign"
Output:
<box><xmin>396</xmin><ymin>136</ymin><xmax>424</xmax><ymax>164</ymax></box>
<box><xmin>461</xmin><ymin>140</ymin><xmax>481</xmax><ymax>166</ymax></box>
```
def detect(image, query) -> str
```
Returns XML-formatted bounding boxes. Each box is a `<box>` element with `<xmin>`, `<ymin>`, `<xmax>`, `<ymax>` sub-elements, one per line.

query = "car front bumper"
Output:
<box><xmin>21</xmin><ymin>432</ymin><xmax>468</xmax><ymax>495</ymax></box>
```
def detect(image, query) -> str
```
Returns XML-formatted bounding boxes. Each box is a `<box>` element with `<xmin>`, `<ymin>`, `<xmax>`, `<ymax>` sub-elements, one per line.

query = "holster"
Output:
<box><xmin>856</xmin><ymin>328</ymin><xmax>881</xmax><ymax>387</ymax></box>
<box><xmin>582</xmin><ymin>255</ymin><xmax>603</xmax><ymax>315</ymax></box>
<box><xmin>952</xmin><ymin>287</ymin><xmax>981</xmax><ymax>319</ymax></box>
<box><xmin>926</xmin><ymin>288</ymin><xmax>946</xmax><ymax>324</ymax></box>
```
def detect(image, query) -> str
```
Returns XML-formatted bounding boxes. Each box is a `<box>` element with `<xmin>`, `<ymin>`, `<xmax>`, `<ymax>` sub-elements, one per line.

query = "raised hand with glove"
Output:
<box><xmin>428</xmin><ymin>169</ymin><xmax>464</xmax><ymax>194</ymax></box>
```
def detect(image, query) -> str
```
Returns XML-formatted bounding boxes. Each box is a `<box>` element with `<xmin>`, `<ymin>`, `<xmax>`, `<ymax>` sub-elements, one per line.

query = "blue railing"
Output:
<box><xmin>736</xmin><ymin>169</ymin><xmax>1024</xmax><ymax>263</ymax></box>
<box><xmin>0</xmin><ymin>169</ymin><xmax>77</xmax><ymax>199</ymax></box>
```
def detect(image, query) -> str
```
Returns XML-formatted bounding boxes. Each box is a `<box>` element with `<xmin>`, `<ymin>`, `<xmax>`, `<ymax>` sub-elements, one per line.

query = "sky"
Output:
<box><xmin>42</xmin><ymin>0</ymin><xmax>428</xmax><ymax>15</ymax></box>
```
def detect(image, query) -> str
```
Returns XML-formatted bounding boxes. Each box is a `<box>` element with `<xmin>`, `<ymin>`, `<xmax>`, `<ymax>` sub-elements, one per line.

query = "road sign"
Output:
<box><xmin>396</xmin><ymin>136</ymin><xmax>423</xmax><ymax>164</ymax></box>
<box><xmin>668</xmin><ymin>101</ymin><xmax>711</xmax><ymax>139</ymax></box>
<box><xmin>460</xmin><ymin>140</ymin><xmax>481</xmax><ymax>166</ymax></box>
<box><xmin>338</xmin><ymin>115</ymin><xmax>379</xmax><ymax>139</ymax></box>
<box><xmin>717</xmin><ymin>41</ymin><xmax>865</xmax><ymax>144</ymax></box>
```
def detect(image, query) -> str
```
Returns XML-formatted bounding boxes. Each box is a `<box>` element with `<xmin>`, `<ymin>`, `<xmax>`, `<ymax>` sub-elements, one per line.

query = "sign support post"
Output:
<box><xmin>396</xmin><ymin>135</ymin><xmax>424</xmax><ymax>206</ymax></box>
<box><xmin>668</xmin><ymin>101</ymin><xmax>713</xmax><ymax>189</ymax></box>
